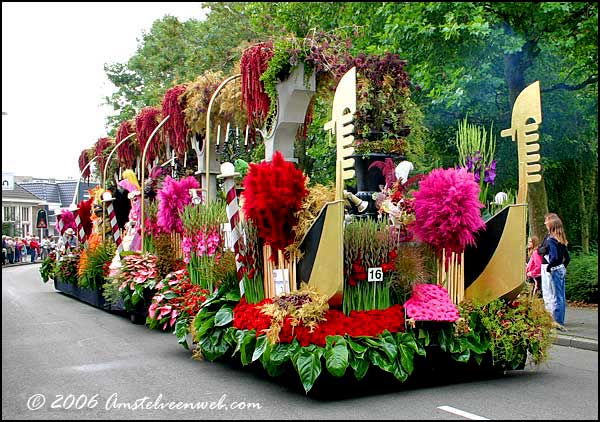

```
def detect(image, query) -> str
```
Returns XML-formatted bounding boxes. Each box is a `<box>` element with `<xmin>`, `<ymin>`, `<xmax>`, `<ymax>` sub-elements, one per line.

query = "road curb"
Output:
<box><xmin>553</xmin><ymin>335</ymin><xmax>598</xmax><ymax>352</ymax></box>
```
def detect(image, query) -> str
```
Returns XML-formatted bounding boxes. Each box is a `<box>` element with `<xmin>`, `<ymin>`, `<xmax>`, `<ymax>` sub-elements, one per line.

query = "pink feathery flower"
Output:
<box><xmin>157</xmin><ymin>176</ymin><xmax>200</xmax><ymax>234</ymax></box>
<box><xmin>412</xmin><ymin>167</ymin><xmax>485</xmax><ymax>256</ymax></box>
<box><xmin>59</xmin><ymin>209</ymin><xmax>77</xmax><ymax>232</ymax></box>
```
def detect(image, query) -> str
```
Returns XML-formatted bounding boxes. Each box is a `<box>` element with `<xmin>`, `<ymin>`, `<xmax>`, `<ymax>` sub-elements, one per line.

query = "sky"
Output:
<box><xmin>2</xmin><ymin>2</ymin><xmax>208</xmax><ymax>180</ymax></box>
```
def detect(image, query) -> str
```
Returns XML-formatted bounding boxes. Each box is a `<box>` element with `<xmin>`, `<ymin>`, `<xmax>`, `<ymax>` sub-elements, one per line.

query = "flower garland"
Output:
<box><xmin>233</xmin><ymin>298</ymin><xmax>405</xmax><ymax>348</ymax></box>
<box><xmin>161</xmin><ymin>84</ymin><xmax>189</xmax><ymax>156</ymax></box>
<box><xmin>116</xmin><ymin>120</ymin><xmax>137</xmax><ymax>169</ymax></box>
<box><xmin>242</xmin><ymin>151</ymin><xmax>308</xmax><ymax>258</ymax></box>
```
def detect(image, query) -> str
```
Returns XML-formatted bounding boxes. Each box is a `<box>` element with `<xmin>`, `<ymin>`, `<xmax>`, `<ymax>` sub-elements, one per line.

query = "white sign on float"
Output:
<box><xmin>2</xmin><ymin>173</ymin><xmax>15</xmax><ymax>190</ymax></box>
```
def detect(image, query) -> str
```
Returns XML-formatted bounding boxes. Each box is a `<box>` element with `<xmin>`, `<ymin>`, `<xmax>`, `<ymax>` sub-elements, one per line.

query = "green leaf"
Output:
<box><xmin>195</xmin><ymin>317</ymin><xmax>215</xmax><ymax>341</ymax></box>
<box><xmin>293</xmin><ymin>345</ymin><xmax>324</xmax><ymax>393</ymax></box>
<box><xmin>324</xmin><ymin>336</ymin><xmax>349</xmax><ymax>378</ymax></box>
<box><xmin>252</xmin><ymin>335</ymin><xmax>268</xmax><ymax>362</ymax></box>
<box><xmin>368</xmin><ymin>347</ymin><xmax>395</xmax><ymax>374</ymax></box>
<box><xmin>452</xmin><ymin>348</ymin><xmax>471</xmax><ymax>363</ymax></box>
<box><xmin>397</xmin><ymin>343</ymin><xmax>415</xmax><ymax>375</ymax></box>
<box><xmin>200</xmin><ymin>330</ymin><xmax>230</xmax><ymax>361</ymax></box>
<box><xmin>349</xmin><ymin>352</ymin><xmax>370</xmax><ymax>380</ymax></box>
<box><xmin>240</xmin><ymin>332</ymin><xmax>257</xmax><ymax>366</ymax></box>
<box><xmin>347</xmin><ymin>336</ymin><xmax>368</xmax><ymax>357</ymax></box>
<box><xmin>378</xmin><ymin>331</ymin><xmax>398</xmax><ymax>362</ymax></box>
<box><xmin>174</xmin><ymin>318</ymin><xmax>190</xmax><ymax>350</ymax></box>
<box><xmin>214</xmin><ymin>306</ymin><xmax>234</xmax><ymax>327</ymax></box>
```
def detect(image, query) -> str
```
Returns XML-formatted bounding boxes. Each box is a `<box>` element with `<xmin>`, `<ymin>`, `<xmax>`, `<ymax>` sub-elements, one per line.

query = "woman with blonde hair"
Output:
<box><xmin>540</xmin><ymin>213</ymin><xmax>570</xmax><ymax>330</ymax></box>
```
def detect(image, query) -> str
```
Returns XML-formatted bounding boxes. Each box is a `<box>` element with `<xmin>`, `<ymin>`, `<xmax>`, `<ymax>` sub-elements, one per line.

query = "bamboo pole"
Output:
<box><xmin>460</xmin><ymin>252</ymin><xmax>465</xmax><ymax>303</ymax></box>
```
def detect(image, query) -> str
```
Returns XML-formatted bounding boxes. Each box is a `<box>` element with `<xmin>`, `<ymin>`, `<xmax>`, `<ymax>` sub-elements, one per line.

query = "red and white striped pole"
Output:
<box><xmin>69</xmin><ymin>204</ymin><xmax>86</xmax><ymax>244</ymax></box>
<box><xmin>102</xmin><ymin>192</ymin><xmax>123</xmax><ymax>254</ymax></box>
<box><xmin>217</xmin><ymin>162</ymin><xmax>245</xmax><ymax>295</ymax></box>
<box><xmin>55</xmin><ymin>210</ymin><xmax>65</xmax><ymax>235</ymax></box>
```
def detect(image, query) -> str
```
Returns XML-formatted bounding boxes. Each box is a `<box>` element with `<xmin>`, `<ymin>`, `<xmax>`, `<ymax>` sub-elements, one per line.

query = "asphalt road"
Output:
<box><xmin>2</xmin><ymin>264</ymin><xmax>598</xmax><ymax>420</ymax></box>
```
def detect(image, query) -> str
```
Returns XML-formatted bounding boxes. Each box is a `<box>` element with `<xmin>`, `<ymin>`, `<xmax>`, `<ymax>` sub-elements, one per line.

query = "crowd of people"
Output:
<box><xmin>2</xmin><ymin>228</ymin><xmax>78</xmax><ymax>266</ymax></box>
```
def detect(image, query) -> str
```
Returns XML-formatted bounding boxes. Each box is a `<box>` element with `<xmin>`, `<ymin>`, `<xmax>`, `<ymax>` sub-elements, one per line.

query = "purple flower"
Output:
<box><xmin>484</xmin><ymin>160</ymin><xmax>497</xmax><ymax>185</ymax></box>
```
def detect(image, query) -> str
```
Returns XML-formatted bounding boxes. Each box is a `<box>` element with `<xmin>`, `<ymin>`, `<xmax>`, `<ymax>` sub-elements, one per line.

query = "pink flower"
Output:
<box><xmin>148</xmin><ymin>302</ymin><xmax>159</xmax><ymax>319</ymax></box>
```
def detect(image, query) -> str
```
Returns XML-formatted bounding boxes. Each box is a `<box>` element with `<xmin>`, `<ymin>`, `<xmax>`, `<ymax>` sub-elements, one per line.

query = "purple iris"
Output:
<box><xmin>484</xmin><ymin>160</ymin><xmax>497</xmax><ymax>185</ymax></box>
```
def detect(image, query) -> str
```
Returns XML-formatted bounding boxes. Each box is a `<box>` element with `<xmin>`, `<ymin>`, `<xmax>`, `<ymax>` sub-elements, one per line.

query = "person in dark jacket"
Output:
<box><xmin>542</xmin><ymin>214</ymin><xmax>570</xmax><ymax>330</ymax></box>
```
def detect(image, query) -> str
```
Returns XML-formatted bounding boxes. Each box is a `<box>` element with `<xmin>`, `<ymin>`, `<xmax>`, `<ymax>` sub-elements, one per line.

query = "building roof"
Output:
<box><xmin>2</xmin><ymin>183</ymin><xmax>45</xmax><ymax>203</ymax></box>
<box><xmin>19</xmin><ymin>180</ymin><xmax>94</xmax><ymax>208</ymax></box>
<box><xmin>19</xmin><ymin>183</ymin><xmax>61</xmax><ymax>203</ymax></box>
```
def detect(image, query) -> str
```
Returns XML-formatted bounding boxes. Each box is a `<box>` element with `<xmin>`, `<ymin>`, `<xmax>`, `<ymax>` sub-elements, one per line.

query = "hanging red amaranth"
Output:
<box><xmin>78</xmin><ymin>149</ymin><xmax>91</xmax><ymax>181</ymax></box>
<box><xmin>242</xmin><ymin>151</ymin><xmax>308</xmax><ymax>258</ymax></box>
<box><xmin>240</xmin><ymin>42</ymin><xmax>273</xmax><ymax>127</ymax></box>
<box><xmin>94</xmin><ymin>137</ymin><xmax>113</xmax><ymax>175</ymax></box>
<box><xmin>116</xmin><ymin>120</ymin><xmax>137</xmax><ymax>169</ymax></box>
<box><xmin>135</xmin><ymin>106</ymin><xmax>162</xmax><ymax>166</ymax></box>
<box><xmin>161</xmin><ymin>84</ymin><xmax>189</xmax><ymax>157</ymax></box>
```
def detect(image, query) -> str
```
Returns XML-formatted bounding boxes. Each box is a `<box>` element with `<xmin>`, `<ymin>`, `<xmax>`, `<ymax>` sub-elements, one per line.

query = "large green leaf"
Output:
<box><xmin>347</xmin><ymin>336</ymin><xmax>368</xmax><ymax>358</ymax></box>
<box><xmin>200</xmin><ymin>330</ymin><xmax>229</xmax><ymax>361</ymax></box>
<box><xmin>397</xmin><ymin>343</ymin><xmax>415</xmax><ymax>375</ymax></box>
<box><xmin>240</xmin><ymin>332</ymin><xmax>257</xmax><ymax>366</ymax></box>
<box><xmin>378</xmin><ymin>331</ymin><xmax>398</xmax><ymax>362</ymax></box>
<box><xmin>214</xmin><ymin>306</ymin><xmax>234</xmax><ymax>327</ymax></box>
<box><xmin>349</xmin><ymin>351</ymin><xmax>370</xmax><ymax>380</ymax></box>
<box><xmin>293</xmin><ymin>345</ymin><xmax>324</xmax><ymax>393</ymax></box>
<box><xmin>324</xmin><ymin>336</ymin><xmax>349</xmax><ymax>378</ymax></box>
<box><xmin>174</xmin><ymin>318</ymin><xmax>190</xmax><ymax>349</ymax></box>
<box><xmin>252</xmin><ymin>335</ymin><xmax>268</xmax><ymax>362</ymax></box>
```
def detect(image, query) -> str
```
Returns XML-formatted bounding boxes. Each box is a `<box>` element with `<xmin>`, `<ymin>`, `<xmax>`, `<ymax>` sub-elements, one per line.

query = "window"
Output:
<box><xmin>3</xmin><ymin>206</ymin><xmax>16</xmax><ymax>222</ymax></box>
<box><xmin>22</xmin><ymin>207</ymin><xmax>30</xmax><ymax>222</ymax></box>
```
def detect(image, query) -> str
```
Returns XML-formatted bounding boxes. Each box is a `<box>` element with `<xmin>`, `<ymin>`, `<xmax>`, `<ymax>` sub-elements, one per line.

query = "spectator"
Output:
<box><xmin>29</xmin><ymin>237</ymin><xmax>39</xmax><ymax>262</ymax></box>
<box><xmin>1</xmin><ymin>235</ymin><xmax>6</xmax><ymax>265</ymax></box>
<box><xmin>6</xmin><ymin>237</ymin><xmax>15</xmax><ymax>264</ymax></box>
<box><xmin>41</xmin><ymin>236</ymin><xmax>50</xmax><ymax>260</ymax></box>
<box><xmin>526</xmin><ymin>235</ymin><xmax>542</xmax><ymax>296</ymax></box>
<box><xmin>15</xmin><ymin>237</ymin><xmax>22</xmax><ymax>263</ymax></box>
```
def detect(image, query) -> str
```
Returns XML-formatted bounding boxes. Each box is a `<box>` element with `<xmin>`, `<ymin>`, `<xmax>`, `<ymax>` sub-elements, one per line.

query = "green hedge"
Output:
<box><xmin>566</xmin><ymin>252</ymin><xmax>598</xmax><ymax>303</ymax></box>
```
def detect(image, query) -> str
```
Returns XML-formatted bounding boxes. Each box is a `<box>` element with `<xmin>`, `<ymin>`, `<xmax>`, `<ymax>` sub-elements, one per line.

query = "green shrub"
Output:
<box><xmin>566</xmin><ymin>252</ymin><xmax>598</xmax><ymax>303</ymax></box>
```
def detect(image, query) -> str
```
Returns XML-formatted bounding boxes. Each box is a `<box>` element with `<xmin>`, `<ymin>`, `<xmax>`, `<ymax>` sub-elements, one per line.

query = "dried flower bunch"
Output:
<box><xmin>259</xmin><ymin>284</ymin><xmax>330</xmax><ymax>345</ymax></box>
<box><xmin>182</xmin><ymin>70</ymin><xmax>224</xmax><ymax>136</ymax></box>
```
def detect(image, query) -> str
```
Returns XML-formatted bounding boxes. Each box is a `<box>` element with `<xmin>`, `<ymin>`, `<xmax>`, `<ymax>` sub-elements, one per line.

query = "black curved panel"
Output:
<box><xmin>463</xmin><ymin>207</ymin><xmax>509</xmax><ymax>288</ymax></box>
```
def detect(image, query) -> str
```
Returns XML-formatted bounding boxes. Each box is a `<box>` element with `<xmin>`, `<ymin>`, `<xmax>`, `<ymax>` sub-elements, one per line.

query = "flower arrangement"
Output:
<box><xmin>412</xmin><ymin>167</ymin><xmax>485</xmax><ymax>258</ymax></box>
<box><xmin>233</xmin><ymin>297</ymin><xmax>405</xmax><ymax>348</ymax></box>
<box><xmin>78</xmin><ymin>239</ymin><xmax>115</xmax><ymax>290</ymax></box>
<box><xmin>107</xmin><ymin>252</ymin><xmax>159</xmax><ymax>311</ymax></box>
<box><xmin>57</xmin><ymin>209</ymin><xmax>77</xmax><ymax>234</ymax></box>
<box><xmin>161</xmin><ymin>84</ymin><xmax>189</xmax><ymax>156</ymax></box>
<box><xmin>39</xmin><ymin>251</ymin><xmax>57</xmax><ymax>283</ymax></box>
<box><xmin>259</xmin><ymin>285</ymin><xmax>330</xmax><ymax>345</ymax></box>
<box><xmin>147</xmin><ymin>268</ymin><xmax>210</xmax><ymax>335</ymax></box>
<box><xmin>54</xmin><ymin>247</ymin><xmax>82</xmax><ymax>284</ymax></box>
<box><xmin>343</xmin><ymin>219</ymin><xmax>400</xmax><ymax>313</ymax></box>
<box><xmin>237</xmin><ymin>219</ymin><xmax>265</xmax><ymax>304</ymax></box>
<box><xmin>457</xmin><ymin>291</ymin><xmax>554</xmax><ymax>367</ymax></box>
<box><xmin>242</xmin><ymin>151</ymin><xmax>308</xmax><ymax>258</ymax></box>
<box><xmin>156</xmin><ymin>175</ymin><xmax>200</xmax><ymax>234</ymax></box>
<box><xmin>352</xmin><ymin>52</ymin><xmax>416</xmax><ymax>156</ymax></box>
<box><xmin>135</xmin><ymin>106</ymin><xmax>163</xmax><ymax>166</ymax></box>
<box><xmin>180</xmin><ymin>199</ymin><xmax>227</xmax><ymax>291</ymax></box>
<box><xmin>455</xmin><ymin>117</ymin><xmax>497</xmax><ymax>206</ymax></box>
<box><xmin>403</xmin><ymin>283</ymin><xmax>460</xmax><ymax>322</ymax></box>
<box><xmin>116</xmin><ymin>120</ymin><xmax>137</xmax><ymax>169</ymax></box>
<box><xmin>77</xmin><ymin>196</ymin><xmax>95</xmax><ymax>239</ymax></box>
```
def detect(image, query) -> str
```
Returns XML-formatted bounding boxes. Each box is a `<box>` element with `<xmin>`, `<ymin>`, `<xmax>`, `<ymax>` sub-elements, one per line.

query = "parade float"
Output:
<box><xmin>41</xmin><ymin>32</ymin><xmax>554</xmax><ymax>395</ymax></box>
